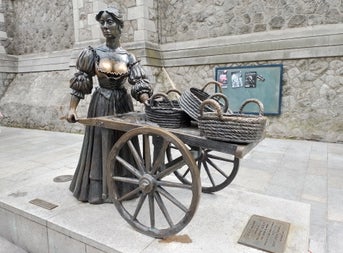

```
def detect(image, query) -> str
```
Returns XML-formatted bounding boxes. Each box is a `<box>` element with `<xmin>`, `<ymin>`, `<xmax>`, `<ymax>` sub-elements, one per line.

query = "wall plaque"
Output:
<box><xmin>238</xmin><ymin>215</ymin><xmax>290</xmax><ymax>253</ymax></box>
<box><xmin>215</xmin><ymin>64</ymin><xmax>283</xmax><ymax>115</ymax></box>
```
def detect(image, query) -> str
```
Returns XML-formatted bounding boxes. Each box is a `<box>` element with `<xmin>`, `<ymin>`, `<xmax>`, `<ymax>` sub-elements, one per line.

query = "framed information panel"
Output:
<box><xmin>215</xmin><ymin>64</ymin><xmax>283</xmax><ymax>115</ymax></box>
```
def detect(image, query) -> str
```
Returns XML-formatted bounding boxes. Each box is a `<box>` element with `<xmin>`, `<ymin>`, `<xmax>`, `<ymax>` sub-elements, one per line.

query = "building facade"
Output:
<box><xmin>0</xmin><ymin>0</ymin><xmax>342</xmax><ymax>142</ymax></box>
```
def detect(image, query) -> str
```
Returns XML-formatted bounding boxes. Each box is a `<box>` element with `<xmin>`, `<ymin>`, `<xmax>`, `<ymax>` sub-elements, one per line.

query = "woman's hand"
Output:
<box><xmin>139</xmin><ymin>93</ymin><xmax>150</xmax><ymax>105</ymax></box>
<box><xmin>67</xmin><ymin>108</ymin><xmax>78</xmax><ymax>123</ymax></box>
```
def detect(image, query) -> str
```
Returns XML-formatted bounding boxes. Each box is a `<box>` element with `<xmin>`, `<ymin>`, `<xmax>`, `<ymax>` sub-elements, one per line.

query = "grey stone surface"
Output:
<box><xmin>0</xmin><ymin>236</ymin><xmax>27</xmax><ymax>253</ymax></box>
<box><xmin>0</xmin><ymin>1</ymin><xmax>342</xmax><ymax>143</ymax></box>
<box><xmin>158</xmin><ymin>0</ymin><xmax>343</xmax><ymax>43</ymax></box>
<box><xmin>2</xmin><ymin>0</ymin><xmax>74</xmax><ymax>55</ymax></box>
<box><xmin>0</xmin><ymin>126</ymin><xmax>321</xmax><ymax>253</ymax></box>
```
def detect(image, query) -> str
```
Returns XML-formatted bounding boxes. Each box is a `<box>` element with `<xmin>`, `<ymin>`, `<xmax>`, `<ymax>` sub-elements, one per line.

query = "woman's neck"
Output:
<box><xmin>105</xmin><ymin>37</ymin><xmax>120</xmax><ymax>50</ymax></box>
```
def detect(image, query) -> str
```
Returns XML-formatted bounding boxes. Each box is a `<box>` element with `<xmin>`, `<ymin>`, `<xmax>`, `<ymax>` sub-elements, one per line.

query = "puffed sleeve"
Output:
<box><xmin>70</xmin><ymin>46</ymin><xmax>96</xmax><ymax>99</ymax></box>
<box><xmin>128</xmin><ymin>54</ymin><xmax>153</xmax><ymax>101</ymax></box>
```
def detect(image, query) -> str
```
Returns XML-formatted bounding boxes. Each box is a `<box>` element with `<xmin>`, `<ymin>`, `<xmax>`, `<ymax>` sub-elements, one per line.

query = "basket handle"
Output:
<box><xmin>199</xmin><ymin>99</ymin><xmax>224</xmax><ymax>120</ymax></box>
<box><xmin>201</xmin><ymin>80</ymin><xmax>223</xmax><ymax>94</ymax></box>
<box><xmin>208</xmin><ymin>93</ymin><xmax>232</xmax><ymax>113</ymax></box>
<box><xmin>147</xmin><ymin>92</ymin><xmax>171</xmax><ymax>106</ymax></box>
<box><xmin>239</xmin><ymin>99</ymin><xmax>265</xmax><ymax>116</ymax></box>
<box><xmin>166</xmin><ymin>89</ymin><xmax>181</xmax><ymax>96</ymax></box>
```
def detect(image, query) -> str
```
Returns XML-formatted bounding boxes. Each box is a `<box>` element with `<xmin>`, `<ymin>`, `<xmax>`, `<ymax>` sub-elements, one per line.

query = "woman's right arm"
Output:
<box><xmin>66</xmin><ymin>47</ymin><xmax>96</xmax><ymax>123</ymax></box>
<box><xmin>67</xmin><ymin>95</ymin><xmax>80</xmax><ymax>123</ymax></box>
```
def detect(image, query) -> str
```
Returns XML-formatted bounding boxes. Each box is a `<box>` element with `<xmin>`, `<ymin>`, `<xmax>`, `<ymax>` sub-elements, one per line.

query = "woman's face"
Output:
<box><xmin>98</xmin><ymin>12</ymin><xmax>121</xmax><ymax>39</ymax></box>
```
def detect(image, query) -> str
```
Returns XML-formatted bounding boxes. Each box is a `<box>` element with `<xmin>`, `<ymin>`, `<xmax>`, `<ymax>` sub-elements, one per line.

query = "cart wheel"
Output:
<box><xmin>169</xmin><ymin>145</ymin><xmax>239</xmax><ymax>193</ymax></box>
<box><xmin>106</xmin><ymin>126</ymin><xmax>201</xmax><ymax>238</ymax></box>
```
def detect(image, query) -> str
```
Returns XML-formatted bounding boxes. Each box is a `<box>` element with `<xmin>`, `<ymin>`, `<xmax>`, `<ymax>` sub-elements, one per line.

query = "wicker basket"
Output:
<box><xmin>145</xmin><ymin>90</ymin><xmax>191</xmax><ymax>128</ymax></box>
<box><xmin>179</xmin><ymin>81</ymin><xmax>226</xmax><ymax>121</ymax></box>
<box><xmin>198</xmin><ymin>98</ymin><xmax>268</xmax><ymax>144</ymax></box>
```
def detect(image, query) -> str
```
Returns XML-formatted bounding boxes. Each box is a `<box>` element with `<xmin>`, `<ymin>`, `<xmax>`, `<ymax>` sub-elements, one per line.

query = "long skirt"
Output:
<box><xmin>69</xmin><ymin>86</ymin><xmax>137</xmax><ymax>204</ymax></box>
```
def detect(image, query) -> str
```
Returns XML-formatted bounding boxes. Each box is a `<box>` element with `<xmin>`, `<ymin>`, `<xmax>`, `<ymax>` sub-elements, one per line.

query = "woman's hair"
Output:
<box><xmin>95</xmin><ymin>7</ymin><xmax>124</xmax><ymax>28</ymax></box>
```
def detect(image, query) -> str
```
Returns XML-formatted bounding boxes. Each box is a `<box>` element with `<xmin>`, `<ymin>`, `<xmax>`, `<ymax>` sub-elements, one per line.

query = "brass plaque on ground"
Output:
<box><xmin>29</xmin><ymin>198</ymin><xmax>58</xmax><ymax>210</ymax></box>
<box><xmin>238</xmin><ymin>215</ymin><xmax>290</xmax><ymax>253</ymax></box>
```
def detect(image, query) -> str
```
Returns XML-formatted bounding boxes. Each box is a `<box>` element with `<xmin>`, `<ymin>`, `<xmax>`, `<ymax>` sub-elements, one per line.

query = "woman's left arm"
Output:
<box><xmin>128</xmin><ymin>54</ymin><xmax>153</xmax><ymax>103</ymax></box>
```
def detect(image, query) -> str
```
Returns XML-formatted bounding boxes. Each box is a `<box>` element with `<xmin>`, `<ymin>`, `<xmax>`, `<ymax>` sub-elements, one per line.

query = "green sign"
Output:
<box><xmin>215</xmin><ymin>64</ymin><xmax>283</xmax><ymax>115</ymax></box>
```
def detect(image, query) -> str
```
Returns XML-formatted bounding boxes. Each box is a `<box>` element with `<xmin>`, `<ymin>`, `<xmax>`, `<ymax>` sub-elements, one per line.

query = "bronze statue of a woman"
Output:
<box><xmin>67</xmin><ymin>7</ymin><xmax>153</xmax><ymax>204</ymax></box>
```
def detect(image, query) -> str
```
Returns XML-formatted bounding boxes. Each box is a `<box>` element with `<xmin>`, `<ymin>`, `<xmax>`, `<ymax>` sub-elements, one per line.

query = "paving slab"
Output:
<box><xmin>0</xmin><ymin>173</ymin><xmax>310</xmax><ymax>250</ymax></box>
<box><xmin>0</xmin><ymin>126</ymin><xmax>312</xmax><ymax>253</ymax></box>
<box><xmin>0</xmin><ymin>180</ymin><xmax>310</xmax><ymax>253</ymax></box>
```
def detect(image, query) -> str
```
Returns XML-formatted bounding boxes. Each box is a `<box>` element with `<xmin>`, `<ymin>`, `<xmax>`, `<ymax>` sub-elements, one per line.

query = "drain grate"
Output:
<box><xmin>53</xmin><ymin>175</ymin><xmax>73</xmax><ymax>183</ymax></box>
<box><xmin>29</xmin><ymin>198</ymin><xmax>58</xmax><ymax>210</ymax></box>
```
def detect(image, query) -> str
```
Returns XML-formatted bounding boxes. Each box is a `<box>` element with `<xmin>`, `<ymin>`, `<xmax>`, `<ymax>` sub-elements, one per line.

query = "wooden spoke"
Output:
<box><xmin>149</xmin><ymin>194</ymin><xmax>155</xmax><ymax>228</ymax></box>
<box><xmin>206</xmin><ymin>158</ymin><xmax>229</xmax><ymax>178</ymax></box>
<box><xmin>112</xmin><ymin>176</ymin><xmax>139</xmax><ymax>185</ymax></box>
<box><xmin>202</xmin><ymin>161</ymin><xmax>216</xmax><ymax>187</ymax></box>
<box><xmin>154</xmin><ymin>191</ymin><xmax>174</xmax><ymax>227</ymax></box>
<box><xmin>151</xmin><ymin>139</ymin><xmax>170</xmax><ymax>175</ymax></box>
<box><xmin>207</xmin><ymin>152</ymin><xmax>235</xmax><ymax>163</ymax></box>
<box><xmin>133</xmin><ymin>193</ymin><xmax>147</xmax><ymax>220</ymax></box>
<box><xmin>127</xmin><ymin>140</ymin><xmax>145</xmax><ymax>174</ymax></box>
<box><xmin>156</xmin><ymin>156</ymin><xmax>186</xmax><ymax>179</ymax></box>
<box><xmin>118</xmin><ymin>187</ymin><xmax>141</xmax><ymax>202</ymax></box>
<box><xmin>158</xmin><ymin>180</ymin><xmax>192</xmax><ymax>190</ymax></box>
<box><xmin>143</xmin><ymin>134</ymin><xmax>151</xmax><ymax>172</ymax></box>
<box><xmin>116</xmin><ymin>156</ymin><xmax>142</xmax><ymax>178</ymax></box>
<box><xmin>157</xmin><ymin>187</ymin><xmax>188</xmax><ymax>213</ymax></box>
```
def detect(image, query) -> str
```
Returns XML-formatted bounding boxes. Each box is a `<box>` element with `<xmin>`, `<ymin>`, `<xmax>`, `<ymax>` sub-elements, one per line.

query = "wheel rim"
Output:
<box><xmin>171</xmin><ymin>145</ymin><xmax>239</xmax><ymax>193</ymax></box>
<box><xmin>106</xmin><ymin>126</ymin><xmax>201</xmax><ymax>238</ymax></box>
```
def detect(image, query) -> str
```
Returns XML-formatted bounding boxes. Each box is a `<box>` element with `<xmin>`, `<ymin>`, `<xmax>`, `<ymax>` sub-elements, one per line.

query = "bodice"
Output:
<box><xmin>95</xmin><ymin>48</ymin><xmax>131</xmax><ymax>87</ymax></box>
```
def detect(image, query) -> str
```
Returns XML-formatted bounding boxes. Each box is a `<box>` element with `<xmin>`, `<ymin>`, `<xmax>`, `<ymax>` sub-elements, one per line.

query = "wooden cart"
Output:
<box><xmin>78</xmin><ymin>112</ymin><xmax>262</xmax><ymax>239</ymax></box>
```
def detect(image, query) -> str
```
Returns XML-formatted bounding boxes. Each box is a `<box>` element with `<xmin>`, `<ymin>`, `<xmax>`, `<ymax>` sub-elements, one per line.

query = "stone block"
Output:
<box><xmin>86</xmin><ymin>245</ymin><xmax>107</xmax><ymax>253</ymax></box>
<box><xmin>136</xmin><ymin>0</ymin><xmax>154</xmax><ymax>8</ymax></box>
<box><xmin>0</xmin><ymin>237</ymin><xmax>27</xmax><ymax>253</ymax></box>
<box><xmin>87</xmin><ymin>13</ymin><xmax>98</xmax><ymax>26</ymax></box>
<box><xmin>92</xmin><ymin>1</ymin><xmax>107</xmax><ymax>13</ymax></box>
<box><xmin>48</xmin><ymin>229</ymin><xmax>86</xmax><ymax>253</ymax></box>
<box><xmin>134</xmin><ymin>30</ymin><xmax>146</xmax><ymax>41</ymax></box>
<box><xmin>127</xmin><ymin>6</ymin><xmax>145</xmax><ymax>20</ymax></box>
<box><xmin>137</xmin><ymin>19</ymin><xmax>156</xmax><ymax>32</ymax></box>
<box><xmin>0</xmin><ymin>30</ymin><xmax>7</xmax><ymax>40</ymax></box>
<box><xmin>91</xmin><ymin>25</ymin><xmax>101</xmax><ymax>40</ymax></box>
<box><xmin>14</xmin><ymin>214</ymin><xmax>49</xmax><ymax>253</ymax></box>
<box><xmin>77</xmin><ymin>0</ymin><xmax>84</xmax><ymax>9</ymax></box>
<box><xmin>0</xmin><ymin>207</ymin><xmax>17</xmax><ymax>243</ymax></box>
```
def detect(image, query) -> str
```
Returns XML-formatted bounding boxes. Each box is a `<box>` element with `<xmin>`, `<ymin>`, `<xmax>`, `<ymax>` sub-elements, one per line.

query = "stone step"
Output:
<box><xmin>0</xmin><ymin>183</ymin><xmax>310</xmax><ymax>253</ymax></box>
<box><xmin>0</xmin><ymin>236</ymin><xmax>27</xmax><ymax>253</ymax></box>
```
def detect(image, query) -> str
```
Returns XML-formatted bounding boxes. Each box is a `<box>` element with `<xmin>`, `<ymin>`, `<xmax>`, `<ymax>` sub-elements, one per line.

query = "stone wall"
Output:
<box><xmin>0</xmin><ymin>0</ymin><xmax>342</xmax><ymax>143</ymax></box>
<box><xmin>2</xmin><ymin>0</ymin><xmax>74</xmax><ymax>55</ymax></box>
<box><xmin>72</xmin><ymin>0</ymin><xmax>158</xmax><ymax>46</ymax></box>
<box><xmin>155</xmin><ymin>57</ymin><xmax>343</xmax><ymax>143</ymax></box>
<box><xmin>0</xmin><ymin>72</ymin><xmax>15</xmax><ymax>99</ymax></box>
<box><xmin>159</xmin><ymin>0</ymin><xmax>343</xmax><ymax>43</ymax></box>
<box><xmin>0</xmin><ymin>70</ymin><xmax>86</xmax><ymax>133</ymax></box>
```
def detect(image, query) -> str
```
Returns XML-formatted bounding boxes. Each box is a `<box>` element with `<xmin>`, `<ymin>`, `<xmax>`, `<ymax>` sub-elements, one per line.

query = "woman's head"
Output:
<box><xmin>96</xmin><ymin>7</ymin><xmax>124</xmax><ymax>28</ymax></box>
<box><xmin>96</xmin><ymin>7</ymin><xmax>124</xmax><ymax>40</ymax></box>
